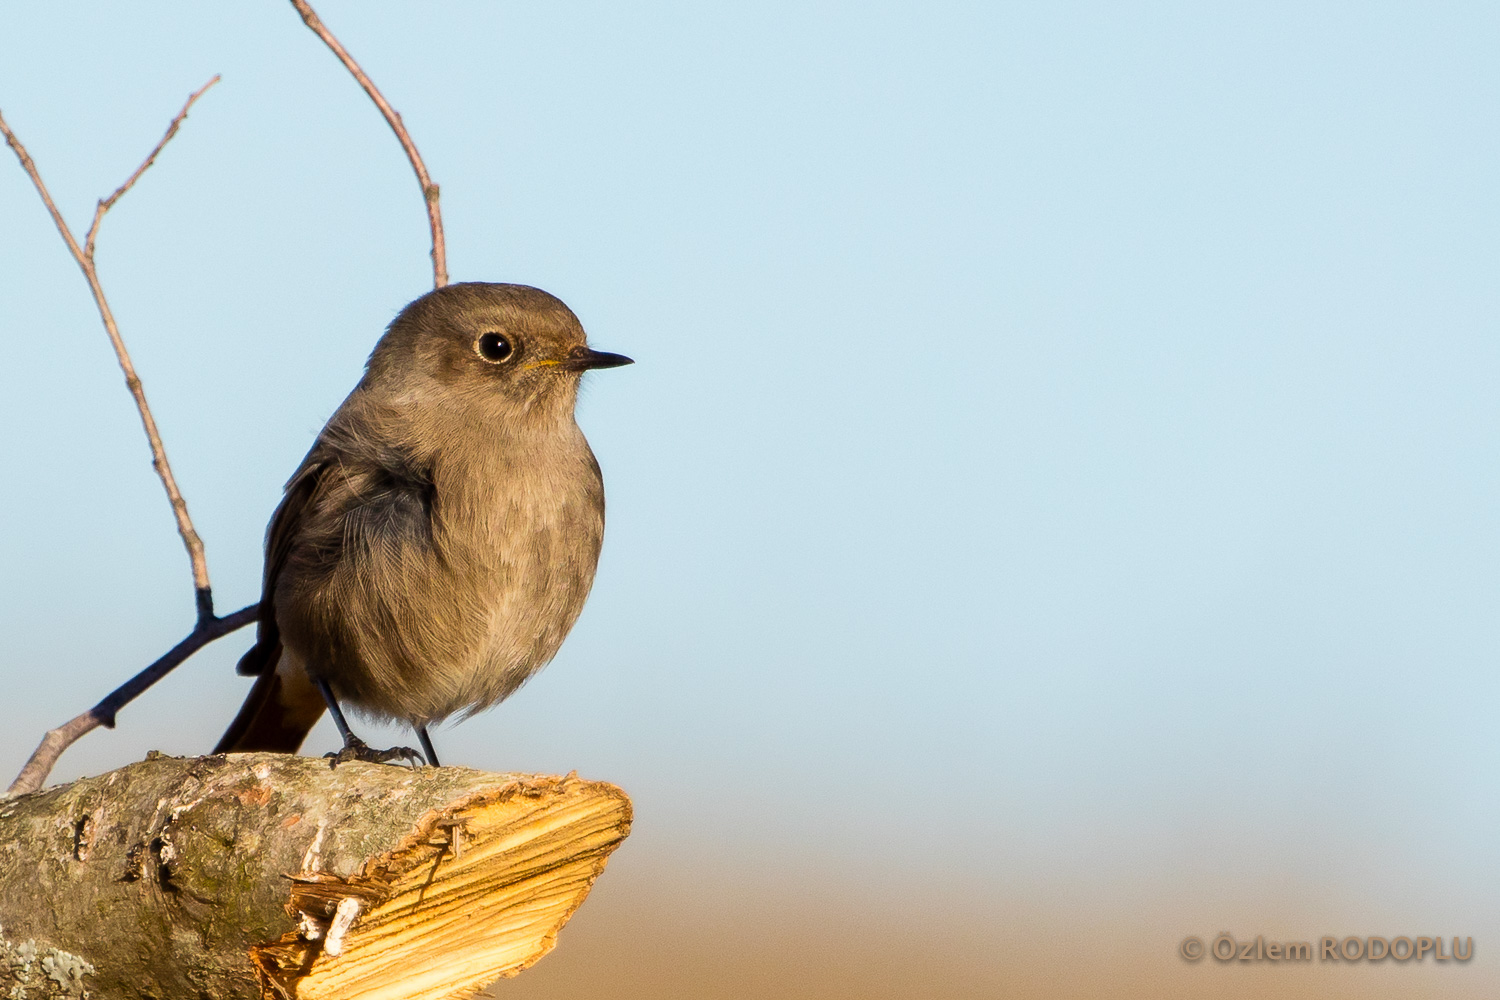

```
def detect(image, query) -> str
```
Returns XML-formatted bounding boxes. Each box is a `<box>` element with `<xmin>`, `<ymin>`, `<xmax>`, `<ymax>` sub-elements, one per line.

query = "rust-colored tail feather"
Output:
<box><xmin>214</xmin><ymin>646</ymin><xmax>327</xmax><ymax>754</ymax></box>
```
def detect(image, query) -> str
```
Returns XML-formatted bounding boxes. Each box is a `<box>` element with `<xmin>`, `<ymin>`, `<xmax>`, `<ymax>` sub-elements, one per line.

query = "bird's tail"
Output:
<box><xmin>213</xmin><ymin>646</ymin><xmax>327</xmax><ymax>754</ymax></box>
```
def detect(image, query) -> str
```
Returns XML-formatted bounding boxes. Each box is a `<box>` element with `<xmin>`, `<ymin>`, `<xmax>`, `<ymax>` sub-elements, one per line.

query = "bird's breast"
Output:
<box><xmin>420</xmin><ymin>428</ymin><xmax>605</xmax><ymax>717</ymax></box>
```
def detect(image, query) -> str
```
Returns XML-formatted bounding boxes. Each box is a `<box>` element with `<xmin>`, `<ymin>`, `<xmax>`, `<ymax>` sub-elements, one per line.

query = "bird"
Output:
<box><xmin>214</xmin><ymin>282</ymin><xmax>631</xmax><ymax>766</ymax></box>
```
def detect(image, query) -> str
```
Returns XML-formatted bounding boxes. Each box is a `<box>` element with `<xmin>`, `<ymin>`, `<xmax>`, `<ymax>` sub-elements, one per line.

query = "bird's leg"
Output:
<box><xmin>313</xmin><ymin>676</ymin><xmax>424</xmax><ymax>768</ymax></box>
<box><xmin>416</xmin><ymin>725</ymin><xmax>441</xmax><ymax>767</ymax></box>
<box><xmin>315</xmin><ymin>676</ymin><xmax>358</xmax><ymax>744</ymax></box>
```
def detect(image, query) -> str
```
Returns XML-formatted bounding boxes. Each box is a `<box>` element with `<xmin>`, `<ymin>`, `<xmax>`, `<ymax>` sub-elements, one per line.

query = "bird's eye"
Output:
<box><xmin>477</xmin><ymin>333</ymin><xmax>513</xmax><ymax>362</ymax></box>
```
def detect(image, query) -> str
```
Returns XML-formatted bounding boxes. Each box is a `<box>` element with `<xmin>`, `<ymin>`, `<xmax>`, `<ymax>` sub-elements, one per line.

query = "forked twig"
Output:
<box><xmin>0</xmin><ymin>76</ymin><xmax>220</xmax><ymax>620</ymax></box>
<box><xmin>289</xmin><ymin>0</ymin><xmax>449</xmax><ymax>288</ymax></box>
<box><xmin>1</xmin><ymin>77</ymin><xmax>258</xmax><ymax>795</ymax></box>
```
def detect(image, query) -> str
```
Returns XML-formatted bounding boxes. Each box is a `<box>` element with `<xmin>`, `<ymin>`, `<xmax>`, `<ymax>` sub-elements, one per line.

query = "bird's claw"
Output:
<box><xmin>325</xmin><ymin>736</ymin><xmax>425</xmax><ymax>769</ymax></box>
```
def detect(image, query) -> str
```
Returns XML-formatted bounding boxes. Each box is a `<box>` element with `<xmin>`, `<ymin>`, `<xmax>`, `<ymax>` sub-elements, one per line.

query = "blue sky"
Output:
<box><xmin>1</xmin><ymin>1</ymin><xmax>1497</xmax><ymax>976</ymax></box>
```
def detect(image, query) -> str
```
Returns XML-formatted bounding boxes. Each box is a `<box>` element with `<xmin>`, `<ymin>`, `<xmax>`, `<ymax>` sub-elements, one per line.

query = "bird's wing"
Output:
<box><xmin>237</xmin><ymin>418</ymin><xmax>437</xmax><ymax>676</ymax></box>
<box><xmin>235</xmin><ymin>451</ymin><xmax>333</xmax><ymax>676</ymax></box>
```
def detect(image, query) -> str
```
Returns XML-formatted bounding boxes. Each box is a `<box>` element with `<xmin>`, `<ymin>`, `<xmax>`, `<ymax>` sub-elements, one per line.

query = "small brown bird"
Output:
<box><xmin>215</xmin><ymin>282</ymin><xmax>631</xmax><ymax>765</ymax></box>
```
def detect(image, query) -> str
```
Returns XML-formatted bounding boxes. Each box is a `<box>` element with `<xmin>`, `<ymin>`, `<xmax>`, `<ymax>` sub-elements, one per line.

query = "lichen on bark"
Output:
<box><xmin>0</xmin><ymin>930</ymin><xmax>96</xmax><ymax>999</ymax></box>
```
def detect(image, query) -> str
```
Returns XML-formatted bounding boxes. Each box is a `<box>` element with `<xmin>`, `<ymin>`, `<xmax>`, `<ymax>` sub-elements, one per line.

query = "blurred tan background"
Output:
<box><xmin>488</xmin><ymin>841</ymin><xmax>1491</xmax><ymax>1000</ymax></box>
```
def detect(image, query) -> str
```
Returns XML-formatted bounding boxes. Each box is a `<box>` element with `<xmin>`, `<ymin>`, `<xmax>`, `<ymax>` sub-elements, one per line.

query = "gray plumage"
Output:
<box><xmin>217</xmin><ymin>282</ymin><xmax>628</xmax><ymax>756</ymax></box>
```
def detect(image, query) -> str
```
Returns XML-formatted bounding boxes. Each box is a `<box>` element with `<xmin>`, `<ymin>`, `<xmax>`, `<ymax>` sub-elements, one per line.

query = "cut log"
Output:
<box><xmin>0</xmin><ymin>752</ymin><xmax>631</xmax><ymax>1000</ymax></box>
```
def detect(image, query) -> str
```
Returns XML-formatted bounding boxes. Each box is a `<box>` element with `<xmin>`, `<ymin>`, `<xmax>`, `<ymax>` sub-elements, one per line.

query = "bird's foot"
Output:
<box><xmin>325</xmin><ymin>736</ymin><xmax>425</xmax><ymax>769</ymax></box>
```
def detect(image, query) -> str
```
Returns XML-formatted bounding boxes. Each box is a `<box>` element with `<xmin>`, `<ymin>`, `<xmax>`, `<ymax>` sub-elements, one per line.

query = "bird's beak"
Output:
<box><xmin>562</xmin><ymin>347</ymin><xmax>634</xmax><ymax>371</ymax></box>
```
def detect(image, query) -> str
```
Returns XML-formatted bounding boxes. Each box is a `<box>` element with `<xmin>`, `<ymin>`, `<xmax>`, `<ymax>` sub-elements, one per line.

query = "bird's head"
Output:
<box><xmin>365</xmin><ymin>282</ymin><xmax>632</xmax><ymax>417</ymax></box>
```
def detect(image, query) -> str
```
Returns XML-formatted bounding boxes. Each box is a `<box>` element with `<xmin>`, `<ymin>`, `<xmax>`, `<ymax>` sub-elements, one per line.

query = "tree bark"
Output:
<box><xmin>0</xmin><ymin>753</ymin><xmax>631</xmax><ymax>1000</ymax></box>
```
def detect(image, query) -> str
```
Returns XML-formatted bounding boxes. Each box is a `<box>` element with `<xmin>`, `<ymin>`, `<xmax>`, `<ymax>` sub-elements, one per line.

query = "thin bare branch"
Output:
<box><xmin>0</xmin><ymin>77</ymin><xmax>220</xmax><ymax>619</ymax></box>
<box><xmin>288</xmin><ymin>0</ymin><xmax>448</xmax><ymax>288</ymax></box>
<box><xmin>1</xmin><ymin>80</ymin><xmax>245</xmax><ymax>794</ymax></box>
<box><xmin>6</xmin><ymin>605</ymin><xmax>258</xmax><ymax>796</ymax></box>
<box><xmin>0</xmin><ymin>107</ymin><xmax>88</xmax><ymax>263</ymax></box>
<box><xmin>85</xmin><ymin>75</ymin><xmax>220</xmax><ymax>258</ymax></box>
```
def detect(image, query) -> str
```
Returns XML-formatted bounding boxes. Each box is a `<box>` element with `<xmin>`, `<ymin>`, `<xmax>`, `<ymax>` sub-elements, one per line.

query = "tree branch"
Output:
<box><xmin>1</xmin><ymin>78</ymin><xmax>244</xmax><ymax>796</ymax></box>
<box><xmin>0</xmin><ymin>756</ymin><xmax>631</xmax><ymax>998</ymax></box>
<box><xmin>5</xmin><ymin>604</ymin><xmax>258</xmax><ymax>796</ymax></box>
<box><xmin>0</xmin><ymin>76</ymin><xmax>221</xmax><ymax>620</ymax></box>
<box><xmin>288</xmin><ymin>0</ymin><xmax>448</xmax><ymax>288</ymax></box>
